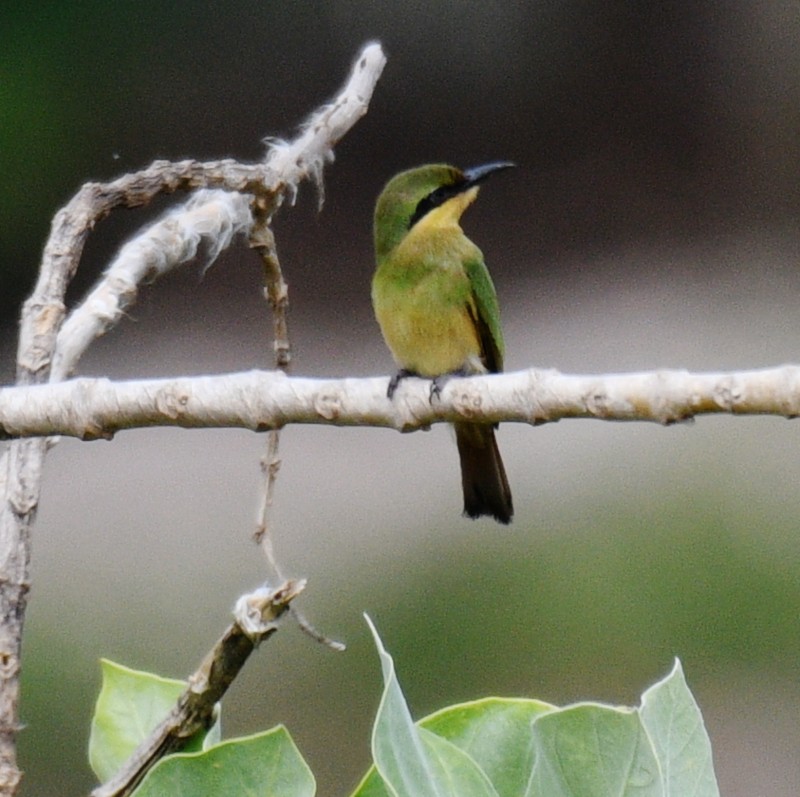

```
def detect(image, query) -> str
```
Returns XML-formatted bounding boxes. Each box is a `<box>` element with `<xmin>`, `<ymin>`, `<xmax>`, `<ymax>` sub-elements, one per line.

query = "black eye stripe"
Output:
<box><xmin>408</xmin><ymin>182</ymin><xmax>466</xmax><ymax>229</ymax></box>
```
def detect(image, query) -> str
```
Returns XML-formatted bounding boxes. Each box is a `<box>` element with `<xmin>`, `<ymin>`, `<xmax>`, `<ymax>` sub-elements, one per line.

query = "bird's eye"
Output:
<box><xmin>429</xmin><ymin>186</ymin><xmax>454</xmax><ymax>207</ymax></box>
<box><xmin>409</xmin><ymin>196</ymin><xmax>434</xmax><ymax>229</ymax></box>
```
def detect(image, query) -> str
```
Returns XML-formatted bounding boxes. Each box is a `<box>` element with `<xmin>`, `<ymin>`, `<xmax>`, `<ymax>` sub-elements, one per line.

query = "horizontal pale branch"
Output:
<box><xmin>1</xmin><ymin>365</ymin><xmax>799</xmax><ymax>441</ymax></box>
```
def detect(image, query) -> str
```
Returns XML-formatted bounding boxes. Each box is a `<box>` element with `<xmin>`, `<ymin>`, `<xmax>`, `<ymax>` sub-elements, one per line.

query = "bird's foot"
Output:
<box><xmin>429</xmin><ymin>368</ymin><xmax>471</xmax><ymax>402</ymax></box>
<box><xmin>387</xmin><ymin>369</ymin><xmax>417</xmax><ymax>399</ymax></box>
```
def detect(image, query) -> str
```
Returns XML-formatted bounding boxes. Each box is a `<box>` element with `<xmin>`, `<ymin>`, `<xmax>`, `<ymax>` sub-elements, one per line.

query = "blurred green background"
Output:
<box><xmin>3</xmin><ymin>2</ymin><xmax>800</xmax><ymax>795</ymax></box>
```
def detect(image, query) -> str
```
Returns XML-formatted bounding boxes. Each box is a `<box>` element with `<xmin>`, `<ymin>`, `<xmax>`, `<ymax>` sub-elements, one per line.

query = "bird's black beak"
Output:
<box><xmin>462</xmin><ymin>161</ymin><xmax>516</xmax><ymax>188</ymax></box>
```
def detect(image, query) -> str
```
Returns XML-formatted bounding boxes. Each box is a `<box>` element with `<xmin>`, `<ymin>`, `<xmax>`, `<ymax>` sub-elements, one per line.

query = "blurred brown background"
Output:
<box><xmin>3</xmin><ymin>2</ymin><xmax>800</xmax><ymax>795</ymax></box>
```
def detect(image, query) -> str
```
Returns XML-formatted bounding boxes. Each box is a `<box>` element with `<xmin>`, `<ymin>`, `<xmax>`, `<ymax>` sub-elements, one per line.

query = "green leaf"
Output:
<box><xmin>421</xmin><ymin>698</ymin><xmax>553</xmax><ymax>797</ymax></box>
<box><xmin>89</xmin><ymin>659</ymin><xmax>217</xmax><ymax>782</ymax></box>
<box><xmin>354</xmin><ymin>624</ymin><xmax>720</xmax><ymax>797</ymax></box>
<box><xmin>131</xmin><ymin>726</ymin><xmax>315</xmax><ymax>797</ymax></box>
<box><xmin>526</xmin><ymin>703</ymin><xmax>661</xmax><ymax>796</ymax></box>
<box><xmin>350</xmin><ymin>767</ymin><xmax>391</xmax><ymax>797</ymax></box>
<box><xmin>639</xmin><ymin>659</ymin><xmax>720</xmax><ymax>797</ymax></box>
<box><xmin>364</xmin><ymin>615</ymin><xmax>499</xmax><ymax>797</ymax></box>
<box><xmin>353</xmin><ymin>696</ymin><xmax>554</xmax><ymax>797</ymax></box>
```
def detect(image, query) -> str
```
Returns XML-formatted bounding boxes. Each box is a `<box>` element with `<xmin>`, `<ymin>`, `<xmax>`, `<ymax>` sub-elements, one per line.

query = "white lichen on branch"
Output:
<box><xmin>51</xmin><ymin>191</ymin><xmax>253</xmax><ymax>382</ymax></box>
<box><xmin>1</xmin><ymin>365</ymin><xmax>799</xmax><ymax>441</ymax></box>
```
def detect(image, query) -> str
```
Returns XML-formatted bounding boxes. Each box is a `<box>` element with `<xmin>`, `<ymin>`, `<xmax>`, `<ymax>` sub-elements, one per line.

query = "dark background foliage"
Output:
<box><xmin>3</xmin><ymin>3</ymin><xmax>800</xmax><ymax>795</ymax></box>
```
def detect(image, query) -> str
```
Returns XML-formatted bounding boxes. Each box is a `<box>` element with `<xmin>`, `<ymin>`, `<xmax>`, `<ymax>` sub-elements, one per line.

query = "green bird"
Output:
<box><xmin>371</xmin><ymin>162</ymin><xmax>514</xmax><ymax>524</ymax></box>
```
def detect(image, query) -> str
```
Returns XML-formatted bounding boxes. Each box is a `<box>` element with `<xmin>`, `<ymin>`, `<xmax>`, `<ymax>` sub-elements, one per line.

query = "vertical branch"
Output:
<box><xmin>256</xmin><ymin>221</ymin><xmax>291</xmax><ymax>372</ymax></box>
<box><xmin>0</xmin><ymin>195</ymin><xmax>86</xmax><ymax>793</ymax></box>
<box><xmin>0</xmin><ymin>440</ymin><xmax>38</xmax><ymax>795</ymax></box>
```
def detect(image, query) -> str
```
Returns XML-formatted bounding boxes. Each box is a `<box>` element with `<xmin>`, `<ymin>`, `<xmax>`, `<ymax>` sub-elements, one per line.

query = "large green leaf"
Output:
<box><xmin>354</xmin><ymin>697</ymin><xmax>554</xmax><ymax>797</ymax></box>
<box><xmin>364</xmin><ymin>615</ymin><xmax>499</xmax><ymax>797</ymax></box>
<box><xmin>639</xmin><ymin>659</ymin><xmax>720</xmax><ymax>797</ymax></box>
<box><xmin>526</xmin><ymin>703</ymin><xmax>661</xmax><ymax>795</ymax></box>
<box><xmin>131</xmin><ymin>726</ymin><xmax>315</xmax><ymax>797</ymax></box>
<box><xmin>422</xmin><ymin>698</ymin><xmax>554</xmax><ymax>796</ymax></box>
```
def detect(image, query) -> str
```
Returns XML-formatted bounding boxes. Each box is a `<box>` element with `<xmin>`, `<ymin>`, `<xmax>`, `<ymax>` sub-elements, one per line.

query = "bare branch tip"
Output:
<box><xmin>356</xmin><ymin>40</ymin><xmax>387</xmax><ymax>72</ymax></box>
<box><xmin>233</xmin><ymin>579</ymin><xmax>306</xmax><ymax>638</ymax></box>
<box><xmin>261</xmin><ymin>41</ymin><xmax>385</xmax><ymax>209</ymax></box>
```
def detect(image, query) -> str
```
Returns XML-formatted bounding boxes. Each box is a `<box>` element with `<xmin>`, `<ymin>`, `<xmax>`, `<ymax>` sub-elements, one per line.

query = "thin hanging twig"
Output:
<box><xmin>250</xmin><ymin>218</ymin><xmax>289</xmax><ymax>556</ymax></box>
<box><xmin>249</xmin><ymin>212</ymin><xmax>345</xmax><ymax>652</ymax></box>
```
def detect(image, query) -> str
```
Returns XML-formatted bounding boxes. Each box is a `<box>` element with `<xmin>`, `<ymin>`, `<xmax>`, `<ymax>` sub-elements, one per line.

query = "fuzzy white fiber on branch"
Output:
<box><xmin>264</xmin><ymin>41</ymin><xmax>386</xmax><ymax>206</ymax></box>
<box><xmin>50</xmin><ymin>190</ymin><xmax>253</xmax><ymax>382</ymax></box>
<box><xmin>1</xmin><ymin>365</ymin><xmax>800</xmax><ymax>441</ymax></box>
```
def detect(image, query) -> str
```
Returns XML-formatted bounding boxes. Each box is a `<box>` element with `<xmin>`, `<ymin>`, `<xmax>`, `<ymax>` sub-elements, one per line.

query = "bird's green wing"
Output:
<box><xmin>464</xmin><ymin>253</ymin><xmax>505</xmax><ymax>373</ymax></box>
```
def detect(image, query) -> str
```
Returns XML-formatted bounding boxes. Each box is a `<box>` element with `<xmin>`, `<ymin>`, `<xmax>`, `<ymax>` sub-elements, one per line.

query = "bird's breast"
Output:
<box><xmin>372</xmin><ymin>242</ymin><xmax>483</xmax><ymax>377</ymax></box>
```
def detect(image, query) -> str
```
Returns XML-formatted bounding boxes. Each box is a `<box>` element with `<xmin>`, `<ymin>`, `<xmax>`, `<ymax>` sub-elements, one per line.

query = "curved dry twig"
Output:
<box><xmin>0</xmin><ymin>41</ymin><xmax>386</xmax><ymax>795</ymax></box>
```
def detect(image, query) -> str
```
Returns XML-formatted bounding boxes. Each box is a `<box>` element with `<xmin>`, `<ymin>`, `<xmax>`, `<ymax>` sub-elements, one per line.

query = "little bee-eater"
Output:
<box><xmin>371</xmin><ymin>162</ymin><xmax>514</xmax><ymax>524</ymax></box>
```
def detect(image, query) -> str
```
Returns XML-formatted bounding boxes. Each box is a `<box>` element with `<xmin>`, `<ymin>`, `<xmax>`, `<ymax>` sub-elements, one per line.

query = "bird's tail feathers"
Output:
<box><xmin>455</xmin><ymin>423</ymin><xmax>513</xmax><ymax>524</ymax></box>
